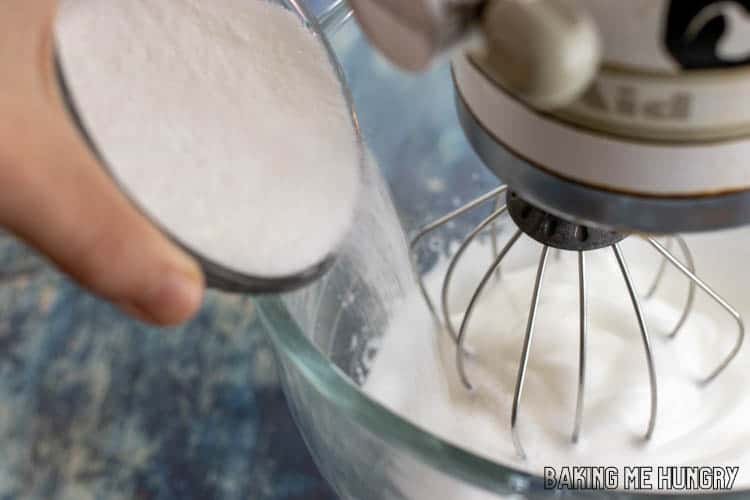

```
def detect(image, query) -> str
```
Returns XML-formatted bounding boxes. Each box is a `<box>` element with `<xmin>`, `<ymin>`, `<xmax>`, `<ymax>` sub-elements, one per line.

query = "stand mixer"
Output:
<box><xmin>345</xmin><ymin>0</ymin><xmax>750</xmax><ymax>458</ymax></box>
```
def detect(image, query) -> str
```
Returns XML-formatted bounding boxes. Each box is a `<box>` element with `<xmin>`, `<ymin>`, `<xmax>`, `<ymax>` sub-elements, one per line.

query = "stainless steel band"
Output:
<box><xmin>455</xmin><ymin>84</ymin><xmax>750</xmax><ymax>233</ymax></box>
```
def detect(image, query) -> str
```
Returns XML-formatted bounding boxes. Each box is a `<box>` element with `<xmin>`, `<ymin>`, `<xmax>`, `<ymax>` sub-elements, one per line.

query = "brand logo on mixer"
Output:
<box><xmin>666</xmin><ymin>0</ymin><xmax>750</xmax><ymax>68</ymax></box>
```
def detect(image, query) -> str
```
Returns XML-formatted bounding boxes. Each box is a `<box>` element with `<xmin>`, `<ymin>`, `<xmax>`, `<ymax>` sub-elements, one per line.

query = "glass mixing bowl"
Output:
<box><xmin>258</xmin><ymin>2</ymin><xmax>750</xmax><ymax>498</ymax></box>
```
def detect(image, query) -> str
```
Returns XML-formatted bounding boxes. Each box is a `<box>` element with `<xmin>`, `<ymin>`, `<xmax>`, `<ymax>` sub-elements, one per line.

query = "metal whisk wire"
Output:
<box><xmin>455</xmin><ymin>229</ymin><xmax>523</xmax><ymax>389</ymax></box>
<box><xmin>442</xmin><ymin>203</ymin><xmax>509</xmax><ymax>343</ymax></box>
<box><xmin>642</xmin><ymin>236</ymin><xmax>697</xmax><ymax>339</ymax></box>
<box><xmin>646</xmin><ymin>237</ymin><xmax>745</xmax><ymax>385</ymax></box>
<box><xmin>572</xmin><ymin>251</ymin><xmax>586</xmax><ymax>444</ymax></box>
<box><xmin>613</xmin><ymin>243</ymin><xmax>658</xmax><ymax>441</ymax></box>
<box><xmin>511</xmin><ymin>245</ymin><xmax>550</xmax><ymax>460</ymax></box>
<box><xmin>409</xmin><ymin>185</ymin><xmax>508</xmax><ymax>331</ymax></box>
<box><xmin>409</xmin><ymin>185</ymin><xmax>744</xmax><ymax>458</ymax></box>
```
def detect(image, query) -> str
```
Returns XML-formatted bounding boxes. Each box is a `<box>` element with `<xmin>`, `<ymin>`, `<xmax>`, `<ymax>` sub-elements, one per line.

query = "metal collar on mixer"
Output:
<box><xmin>455</xmin><ymin>86</ymin><xmax>750</xmax><ymax>234</ymax></box>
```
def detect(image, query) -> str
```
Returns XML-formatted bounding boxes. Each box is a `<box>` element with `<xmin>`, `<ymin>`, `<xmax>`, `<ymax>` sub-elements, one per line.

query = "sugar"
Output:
<box><xmin>55</xmin><ymin>0</ymin><xmax>361</xmax><ymax>278</ymax></box>
<box><xmin>365</xmin><ymin>231</ymin><xmax>750</xmax><ymax>494</ymax></box>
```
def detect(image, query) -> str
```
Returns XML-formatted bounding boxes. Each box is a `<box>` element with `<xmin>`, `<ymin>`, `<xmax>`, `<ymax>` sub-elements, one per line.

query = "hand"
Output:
<box><xmin>0</xmin><ymin>1</ymin><xmax>205</xmax><ymax>325</ymax></box>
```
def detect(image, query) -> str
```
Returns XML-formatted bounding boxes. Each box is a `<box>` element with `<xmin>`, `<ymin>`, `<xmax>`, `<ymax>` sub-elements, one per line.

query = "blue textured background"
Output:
<box><xmin>0</xmin><ymin>233</ymin><xmax>337</xmax><ymax>500</ymax></box>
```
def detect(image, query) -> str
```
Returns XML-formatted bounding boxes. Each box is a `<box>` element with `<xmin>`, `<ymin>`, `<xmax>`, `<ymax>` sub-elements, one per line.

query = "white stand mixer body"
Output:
<box><xmin>454</xmin><ymin>0</ymin><xmax>750</xmax><ymax>231</ymax></box>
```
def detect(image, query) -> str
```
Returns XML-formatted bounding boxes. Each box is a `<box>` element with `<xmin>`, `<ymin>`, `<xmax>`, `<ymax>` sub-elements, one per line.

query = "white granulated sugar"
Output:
<box><xmin>365</xmin><ymin>230</ymin><xmax>750</xmax><ymax>495</ymax></box>
<box><xmin>55</xmin><ymin>0</ymin><xmax>360</xmax><ymax>278</ymax></box>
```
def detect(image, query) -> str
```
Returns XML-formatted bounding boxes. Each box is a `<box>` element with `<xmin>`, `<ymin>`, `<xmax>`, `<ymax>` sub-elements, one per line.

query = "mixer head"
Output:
<box><xmin>352</xmin><ymin>0</ymin><xmax>750</xmax><ymax>234</ymax></box>
<box><xmin>351</xmin><ymin>0</ymin><xmax>750</xmax><ymax>458</ymax></box>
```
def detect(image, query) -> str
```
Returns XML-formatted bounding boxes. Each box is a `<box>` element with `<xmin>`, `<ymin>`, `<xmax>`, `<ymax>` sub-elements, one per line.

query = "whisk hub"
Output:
<box><xmin>507</xmin><ymin>191</ymin><xmax>627</xmax><ymax>251</ymax></box>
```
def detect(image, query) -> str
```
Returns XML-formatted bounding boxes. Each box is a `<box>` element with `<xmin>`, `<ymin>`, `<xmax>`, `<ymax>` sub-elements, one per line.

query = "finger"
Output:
<box><xmin>0</xmin><ymin>0</ymin><xmax>205</xmax><ymax>326</ymax></box>
<box><xmin>0</xmin><ymin>103</ymin><xmax>205</xmax><ymax>326</ymax></box>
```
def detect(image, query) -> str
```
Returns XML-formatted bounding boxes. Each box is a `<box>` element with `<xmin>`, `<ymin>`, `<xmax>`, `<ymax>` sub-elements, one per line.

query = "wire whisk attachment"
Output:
<box><xmin>410</xmin><ymin>185</ymin><xmax>745</xmax><ymax>459</ymax></box>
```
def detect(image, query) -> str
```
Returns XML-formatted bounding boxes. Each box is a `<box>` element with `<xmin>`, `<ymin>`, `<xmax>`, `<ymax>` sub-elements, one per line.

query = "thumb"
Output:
<box><xmin>0</xmin><ymin>101</ymin><xmax>205</xmax><ymax>327</ymax></box>
<box><xmin>0</xmin><ymin>0</ymin><xmax>205</xmax><ymax>326</ymax></box>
